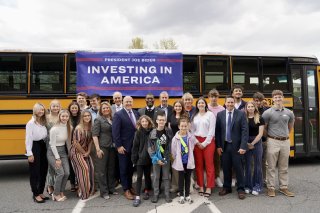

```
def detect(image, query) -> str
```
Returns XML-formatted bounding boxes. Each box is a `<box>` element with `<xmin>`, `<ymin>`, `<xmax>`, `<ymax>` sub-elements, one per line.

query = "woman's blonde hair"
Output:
<box><xmin>32</xmin><ymin>103</ymin><xmax>47</xmax><ymax>126</ymax></box>
<box><xmin>245</xmin><ymin>101</ymin><xmax>260</xmax><ymax>124</ymax></box>
<box><xmin>99</xmin><ymin>101</ymin><xmax>112</xmax><ymax>120</ymax></box>
<box><xmin>136</xmin><ymin>115</ymin><xmax>154</xmax><ymax>130</ymax></box>
<box><xmin>49</xmin><ymin>99</ymin><xmax>61</xmax><ymax>114</ymax></box>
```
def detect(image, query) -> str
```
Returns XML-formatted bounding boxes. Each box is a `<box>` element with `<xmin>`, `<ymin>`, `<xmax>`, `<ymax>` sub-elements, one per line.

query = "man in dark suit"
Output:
<box><xmin>112</xmin><ymin>96</ymin><xmax>139</xmax><ymax>200</ymax></box>
<box><xmin>155</xmin><ymin>91</ymin><xmax>173</xmax><ymax>125</ymax></box>
<box><xmin>138</xmin><ymin>93</ymin><xmax>157</xmax><ymax>122</ymax></box>
<box><xmin>215</xmin><ymin>95</ymin><xmax>248</xmax><ymax>200</ymax></box>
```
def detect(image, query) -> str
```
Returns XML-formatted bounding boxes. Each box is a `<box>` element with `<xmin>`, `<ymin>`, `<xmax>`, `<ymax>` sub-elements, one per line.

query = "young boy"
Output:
<box><xmin>148</xmin><ymin>110</ymin><xmax>173</xmax><ymax>203</ymax></box>
<box><xmin>171</xmin><ymin>117</ymin><xmax>198</xmax><ymax>204</ymax></box>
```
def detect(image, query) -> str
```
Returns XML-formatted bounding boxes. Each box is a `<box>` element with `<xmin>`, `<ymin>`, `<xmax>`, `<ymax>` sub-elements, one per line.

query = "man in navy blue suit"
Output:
<box><xmin>112</xmin><ymin>96</ymin><xmax>139</xmax><ymax>200</ymax></box>
<box><xmin>215</xmin><ymin>95</ymin><xmax>248</xmax><ymax>200</ymax></box>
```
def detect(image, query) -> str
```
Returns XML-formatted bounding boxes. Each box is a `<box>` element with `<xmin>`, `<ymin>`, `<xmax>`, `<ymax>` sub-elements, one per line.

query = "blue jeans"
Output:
<box><xmin>245</xmin><ymin>140</ymin><xmax>263</xmax><ymax>192</ymax></box>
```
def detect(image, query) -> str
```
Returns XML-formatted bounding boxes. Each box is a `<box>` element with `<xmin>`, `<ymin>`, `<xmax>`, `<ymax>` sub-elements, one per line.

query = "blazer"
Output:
<box><xmin>138</xmin><ymin>107</ymin><xmax>158</xmax><ymax>122</ymax></box>
<box><xmin>92</xmin><ymin>116</ymin><xmax>113</xmax><ymax>148</ymax></box>
<box><xmin>112</xmin><ymin>108</ymin><xmax>139</xmax><ymax>152</ymax></box>
<box><xmin>215</xmin><ymin>109</ymin><xmax>248</xmax><ymax>151</ymax></box>
<box><xmin>155</xmin><ymin>105</ymin><xmax>173</xmax><ymax>123</ymax></box>
<box><xmin>111</xmin><ymin>104</ymin><xmax>122</xmax><ymax>117</ymax></box>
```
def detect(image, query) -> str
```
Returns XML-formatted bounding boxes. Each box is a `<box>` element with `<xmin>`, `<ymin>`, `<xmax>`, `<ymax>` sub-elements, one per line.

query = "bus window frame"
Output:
<box><xmin>30</xmin><ymin>53</ymin><xmax>65</xmax><ymax>94</ymax></box>
<box><xmin>0</xmin><ymin>53</ymin><xmax>28</xmax><ymax>94</ymax></box>
<box><xmin>201</xmin><ymin>55</ymin><xmax>230</xmax><ymax>95</ymax></box>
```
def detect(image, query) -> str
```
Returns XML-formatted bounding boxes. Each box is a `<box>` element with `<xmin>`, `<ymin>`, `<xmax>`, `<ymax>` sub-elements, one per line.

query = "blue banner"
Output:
<box><xmin>76</xmin><ymin>51</ymin><xmax>183</xmax><ymax>96</ymax></box>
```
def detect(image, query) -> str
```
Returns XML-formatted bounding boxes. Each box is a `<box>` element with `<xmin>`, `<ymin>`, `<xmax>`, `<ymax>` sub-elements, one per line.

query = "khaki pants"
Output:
<box><xmin>266</xmin><ymin>138</ymin><xmax>290</xmax><ymax>189</ymax></box>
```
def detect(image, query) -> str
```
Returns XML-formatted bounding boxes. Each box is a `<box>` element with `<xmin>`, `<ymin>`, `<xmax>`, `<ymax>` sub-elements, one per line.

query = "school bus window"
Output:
<box><xmin>183</xmin><ymin>57</ymin><xmax>199</xmax><ymax>93</ymax></box>
<box><xmin>203</xmin><ymin>58</ymin><xmax>228</xmax><ymax>92</ymax></box>
<box><xmin>232</xmin><ymin>57</ymin><xmax>259</xmax><ymax>91</ymax></box>
<box><xmin>262</xmin><ymin>58</ymin><xmax>288</xmax><ymax>92</ymax></box>
<box><xmin>31</xmin><ymin>54</ymin><xmax>64</xmax><ymax>93</ymax></box>
<box><xmin>67</xmin><ymin>54</ymin><xmax>76</xmax><ymax>93</ymax></box>
<box><xmin>0</xmin><ymin>54</ymin><xmax>27</xmax><ymax>93</ymax></box>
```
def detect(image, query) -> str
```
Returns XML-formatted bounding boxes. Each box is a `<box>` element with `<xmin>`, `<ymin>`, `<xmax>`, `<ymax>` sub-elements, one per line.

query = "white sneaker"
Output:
<box><xmin>252</xmin><ymin>190</ymin><xmax>259</xmax><ymax>196</ymax></box>
<box><xmin>185</xmin><ymin>196</ymin><xmax>193</xmax><ymax>204</ymax></box>
<box><xmin>178</xmin><ymin>196</ymin><xmax>185</xmax><ymax>204</ymax></box>
<box><xmin>215</xmin><ymin>177</ymin><xmax>223</xmax><ymax>187</ymax></box>
<box><xmin>232</xmin><ymin>178</ymin><xmax>236</xmax><ymax>187</ymax></box>
<box><xmin>244</xmin><ymin>189</ymin><xmax>251</xmax><ymax>194</ymax></box>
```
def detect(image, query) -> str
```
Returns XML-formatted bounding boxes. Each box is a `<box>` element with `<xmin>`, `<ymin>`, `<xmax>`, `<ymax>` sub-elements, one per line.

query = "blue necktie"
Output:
<box><xmin>226</xmin><ymin>112</ymin><xmax>232</xmax><ymax>142</ymax></box>
<box><xmin>128</xmin><ymin>111</ymin><xmax>136</xmax><ymax>127</ymax></box>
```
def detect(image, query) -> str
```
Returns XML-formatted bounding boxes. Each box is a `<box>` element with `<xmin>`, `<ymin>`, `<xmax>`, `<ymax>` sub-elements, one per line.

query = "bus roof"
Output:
<box><xmin>0</xmin><ymin>48</ymin><xmax>318</xmax><ymax>59</ymax></box>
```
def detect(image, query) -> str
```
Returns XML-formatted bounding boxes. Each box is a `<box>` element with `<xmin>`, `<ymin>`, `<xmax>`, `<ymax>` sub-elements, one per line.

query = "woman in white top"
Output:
<box><xmin>46</xmin><ymin>99</ymin><xmax>61</xmax><ymax>196</ymax></box>
<box><xmin>191</xmin><ymin>97</ymin><xmax>216</xmax><ymax>197</ymax></box>
<box><xmin>47</xmin><ymin>110</ymin><xmax>72</xmax><ymax>202</ymax></box>
<box><xmin>25</xmin><ymin>103</ymin><xmax>48</xmax><ymax>203</ymax></box>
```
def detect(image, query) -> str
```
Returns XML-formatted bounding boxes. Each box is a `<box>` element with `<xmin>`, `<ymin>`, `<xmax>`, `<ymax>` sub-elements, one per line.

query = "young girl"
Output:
<box><xmin>70</xmin><ymin>110</ymin><xmax>95</xmax><ymax>200</ymax></box>
<box><xmin>26</xmin><ymin>103</ymin><xmax>48</xmax><ymax>203</ymax></box>
<box><xmin>46</xmin><ymin>99</ymin><xmax>61</xmax><ymax>196</ymax></box>
<box><xmin>244</xmin><ymin>101</ymin><xmax>265</xmax><ymax>195</ymax></box>
<box><xmin>131</xmin><ymin>115</ymin><xmax>154</xmax><ymax>207</ymax></box>
<box><xmin>47</xmin><ymin>110</ymin><xmax>72</xmax><ymax>202</ymax></box>
<box><xmin>171</xmin><ymin>117</ymin><xmax>198</xmax><ymax>204</ymax></box>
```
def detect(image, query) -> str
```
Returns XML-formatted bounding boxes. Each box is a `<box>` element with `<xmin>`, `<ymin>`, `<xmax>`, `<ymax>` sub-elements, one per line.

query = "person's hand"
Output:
<box><xmin>197</xmin><ymin>143</ymin><xmax>205</xmax><ymax>150</ymax></box>
<box><xmin>28</xmin><ymin>155</ymin><xmax>34</xmax><ymax>163</ymax></box>
<box><xmin>217</xmin><ymin>148</ymin><xmax>223</xmax><ymax>156</ymax></box>
<box><xmin>238</xmin><ymin>149</ymin><xmax>246</xmax><ymax>155</ymax></box>
<box><xmin>157</xmin><ymin>160</ymin><xmax>165</xmax><ymax>166</ymax></box>
<box><xmin>96</xmin><ymin>149</ymin><xmax>104</xmax><ymax>159</ymax></box>
<box><xmin>247</xmin><ymin>143</ymin><xmax>254</xmax><ymax>150</ymax></box>
<box><xmin>55</xmin><ymin>159</ymin><xmax>62</xmax><ymax>169</ymax></box>
<box><xmin>117</xmin><ymin>146</ymin><xmax>126</xmax><ymax>154</ymax></box>
<box><xmin>83</xmin><ymin>152</ymin><xmax>89</xmax><ymax>158</ymax></box>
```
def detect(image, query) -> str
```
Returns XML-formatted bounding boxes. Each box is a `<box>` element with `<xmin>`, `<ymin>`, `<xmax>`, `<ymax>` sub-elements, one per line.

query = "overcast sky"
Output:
<box><xmin>0</xmin><ymin>0</ymin><xmax>319</xmax><ymax>58</ymax></box>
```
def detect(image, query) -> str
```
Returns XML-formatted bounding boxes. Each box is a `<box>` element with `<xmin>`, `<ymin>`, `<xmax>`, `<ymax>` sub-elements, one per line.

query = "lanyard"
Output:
<box><xmin>179</xmin><ymin>135</ymin><xmax>188</xmax><ymax>154</ymax></box>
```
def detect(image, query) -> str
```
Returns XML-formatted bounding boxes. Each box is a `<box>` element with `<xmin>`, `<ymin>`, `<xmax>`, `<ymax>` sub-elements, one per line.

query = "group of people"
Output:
<box><xmin>25</xmin><ymin>86</ymin><xmax>295</xmax><ymax>206</ymax></box>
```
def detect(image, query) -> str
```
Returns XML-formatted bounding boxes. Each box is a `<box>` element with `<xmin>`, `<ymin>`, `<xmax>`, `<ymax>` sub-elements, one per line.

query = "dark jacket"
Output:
<box><xmin>148</xmin><ymin>127</ymin><xmax>173</xmax><ymax>165</ymax></box>
<box><xmin>131</xmin><ymin>128</ymin><xmax>152</xmax><ymax>166</ymax></box>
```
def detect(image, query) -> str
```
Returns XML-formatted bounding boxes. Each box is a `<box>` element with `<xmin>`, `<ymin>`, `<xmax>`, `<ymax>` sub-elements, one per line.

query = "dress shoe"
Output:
<box><xmin>267</xmin><ymin>188</ymin><xmax>275</xmax><ymax>197</ymax></box>
<box><xmin>151</xmin><ymin>195</ymin><xmax>158</xmax><ymax>203</ymax></box>
<box><xmin>238</xmin><ymin>191</ymin><xmax>246</xmax><ymax>200</ymax></box>
<box><xmin>130</xmin><ymin>188</ymin><xmax>136</xmax><ymax>196</ymax></box>
<box><xmin>124</xmin><ymin>190</ymin><xmax>134</xmax><ymax>200</ymax></box>
<box><xmin>33</xmin><ymin>196</ymin><xmax>45</xmax><ymax>203</ymax></box>
<box><xmin>279</xmin><ymin>188</ymin><xmax>294</xmax><ymax>197</ymax></box>
<box><xmin>219</xmin><ymin>188</ymin><xmax>232</xmax><ymax>196</ymax></box>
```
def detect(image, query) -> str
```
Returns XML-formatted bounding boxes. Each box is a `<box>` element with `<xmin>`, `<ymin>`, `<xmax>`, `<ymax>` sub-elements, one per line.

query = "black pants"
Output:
<box><xmin>136</xmin><ymin>165</ymin><xmax>152</xmax><ymax>196</ymax></box>
<box><xmin>178</xmin><ymin>164</ymin><xmax>193</xmax><ymax>197</ymax></box>
<box><xmin>29</xmin><ymin>140</ymin><xmax>48</xmax><ymax>197</ymax></box>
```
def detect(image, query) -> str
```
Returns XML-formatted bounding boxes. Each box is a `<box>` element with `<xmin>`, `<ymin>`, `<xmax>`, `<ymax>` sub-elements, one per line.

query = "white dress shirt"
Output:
<box><xmin>25</xmin><ymin>117</ymin><xmax>47</xmax><ymax>156</ymax></box>
<box><xmin>191</xmin><ymin>111</ymin><xmax>216</xmax><ymax>147</ymax></box>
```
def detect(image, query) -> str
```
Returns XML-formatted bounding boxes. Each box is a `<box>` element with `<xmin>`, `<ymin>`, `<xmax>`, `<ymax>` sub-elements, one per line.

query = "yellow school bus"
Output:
<box><xmin>0</xmin><ymin>50</ymin><xmax>319</xmax><ymax>158</ymax></box>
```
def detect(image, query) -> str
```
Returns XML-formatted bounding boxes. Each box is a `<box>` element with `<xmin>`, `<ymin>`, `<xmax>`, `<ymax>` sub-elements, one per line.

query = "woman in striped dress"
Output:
<box><xmin>70</xmin><ymin>109</ymin><xmax>95</xmax><ymax>200</ymax></box>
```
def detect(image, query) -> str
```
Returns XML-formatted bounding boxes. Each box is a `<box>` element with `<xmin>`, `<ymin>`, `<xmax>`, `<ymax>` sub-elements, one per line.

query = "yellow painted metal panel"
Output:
<box><xmin>0</xmin><ymin>129</ymin><xmax>26</xmax><ymax>155</ymax></box>
<box><xmin>0</xmin><ymin>114</ymin><xmax>31</xmax><ymax>125</ymax></box>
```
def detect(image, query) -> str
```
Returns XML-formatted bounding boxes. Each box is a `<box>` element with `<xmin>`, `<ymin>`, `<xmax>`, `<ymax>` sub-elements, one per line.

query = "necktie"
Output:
<box><xmin>128</xmin><ymin>110</ymin><xmax>136</xmax><ymax>126</ymax></box>
<box><xmin>226</xmin><ymin>112</ymin><xmax>232</xmax><ymax>142</ymax></box>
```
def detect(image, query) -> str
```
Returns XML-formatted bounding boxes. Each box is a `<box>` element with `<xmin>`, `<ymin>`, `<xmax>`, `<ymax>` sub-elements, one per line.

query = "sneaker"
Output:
<box><xmin>133</xmin><ymin>198</ymin><xmax>141</xmax><ymax>207</ymax></box>
<box><xmin>215</xmin><ymin>177</ymin><xmax>223</xmax><ymax>188</ymax></box>
<box><xmin>244</xmin><ymin>189</ymin><xmax>251</xmax><ymax>194</ymax></box>
<box><xmin>232</xmin><ymin>178</ymin><xmax>236</xmax><ymax>187</ymax></box>
<box><xmin>151</xmin><ymin>195</ymin><xmax>158</xmax><ymax>203</ymax></box>
<box><xmin>102</xmin><ymin>194</ymin><xmax>110</xmax><ymax>200</ymax></box>
<box><xmin>178</xmin><ymin>196</ymin><xmax>185</xmax><ymax>204</ymax></box>
<box><xmin>185</xmin><ymin>196</ymin><xmax>193</xmax><ymax>204</ymax></box>
<box><xmin>267</xmin><ymin>188</ymin><xmax>275</xmax><ymax>197</ymax></box>
<box><xmin>252</xmin><ymin>190</ymin><xmax>259</xmax><ymax>196</ymax></box>
<box><xmin>165</xmin><ymin>195</ymin><xmax>172</xmax><ymax>203</ymax></box>
<box><xmin>143</xmin><ymin>191</ymin><xmax>150</xmax><ymax>200</ymax></box>
<box><xmin>279</xmin><ymin>188</ymin><xmax>295</xmax><ymax>197</ymax></box>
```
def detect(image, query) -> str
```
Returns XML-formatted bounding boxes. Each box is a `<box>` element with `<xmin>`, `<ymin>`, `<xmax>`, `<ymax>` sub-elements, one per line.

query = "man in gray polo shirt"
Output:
<box><xmin>262</xmin><ymin>90</ymin><xmax>295</xmax><ymax>197</ymax></box>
